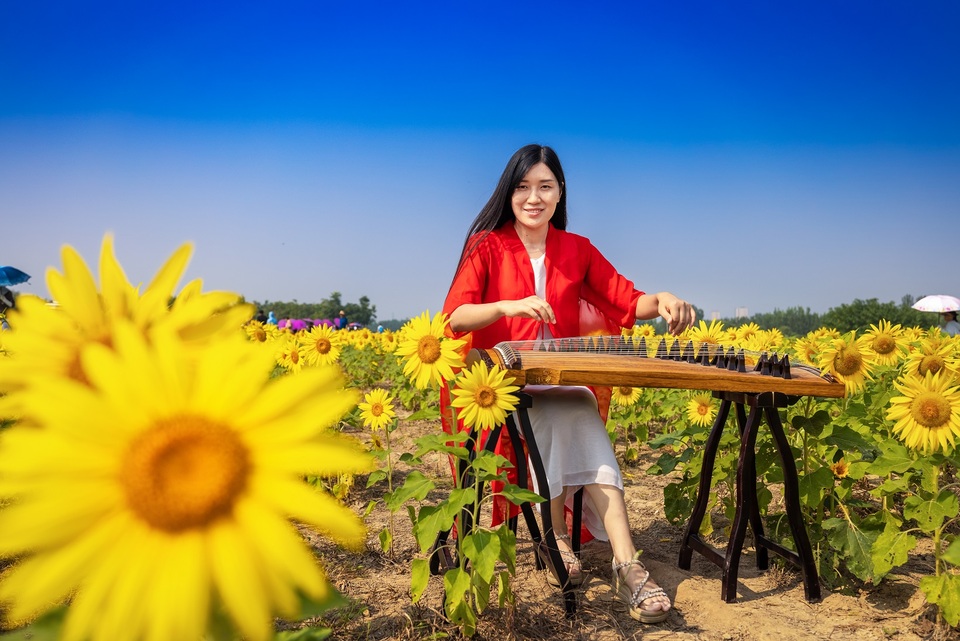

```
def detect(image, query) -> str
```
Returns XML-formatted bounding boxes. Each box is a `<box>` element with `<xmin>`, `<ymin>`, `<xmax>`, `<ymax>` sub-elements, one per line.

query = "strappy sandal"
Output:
<box><xmin>538</xmin><ymin>533</ymin><xmax>585</xmax><ymax>588</ymax></box>
<box><xmin>612</xmin><ymin>552</ymin><xmax>670</xmax><ymax>624</ymax></box>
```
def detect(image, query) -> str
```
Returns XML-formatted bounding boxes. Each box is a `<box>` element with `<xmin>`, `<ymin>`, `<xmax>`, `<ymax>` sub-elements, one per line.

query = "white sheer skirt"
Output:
<box><xmin>514</xmin><ymin>384</ymin><xmax>623</xmax><ymax>541</ymax></box>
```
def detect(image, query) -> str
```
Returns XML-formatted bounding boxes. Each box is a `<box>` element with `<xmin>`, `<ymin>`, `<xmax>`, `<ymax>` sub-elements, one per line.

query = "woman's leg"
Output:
<box><xmin>583</xmin><ymin>483</ymin><xmax>671</xmax><ymax>614</ymax></box>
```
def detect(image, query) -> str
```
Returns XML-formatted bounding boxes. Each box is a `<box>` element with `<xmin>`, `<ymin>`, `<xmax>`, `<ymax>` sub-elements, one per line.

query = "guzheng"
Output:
<box><xmin>468</xmin><ymin>335</ymin><xmax>846</xmax><ymax>398</ymax></box>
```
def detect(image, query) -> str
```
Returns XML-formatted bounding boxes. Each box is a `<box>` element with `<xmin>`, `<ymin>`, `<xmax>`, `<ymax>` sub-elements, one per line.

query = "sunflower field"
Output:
<box><xmin>0</xmin><ymin>236</ymin><xmax>958</xmax><ymax>640</ymax></box>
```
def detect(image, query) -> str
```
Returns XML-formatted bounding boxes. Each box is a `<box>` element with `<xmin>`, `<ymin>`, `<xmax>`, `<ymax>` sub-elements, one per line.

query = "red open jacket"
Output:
<box><xmin>441</xmin><ymin>223</ymin><xmax>644</xmax><ymax>529</ymax></box>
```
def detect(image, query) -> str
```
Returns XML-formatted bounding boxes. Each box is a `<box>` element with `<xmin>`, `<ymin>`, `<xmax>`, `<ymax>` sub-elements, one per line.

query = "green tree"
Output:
<box><xmin>821</xmin><ymin>297</ymin><xmax>935</xmax><ymax>333</ymax></box>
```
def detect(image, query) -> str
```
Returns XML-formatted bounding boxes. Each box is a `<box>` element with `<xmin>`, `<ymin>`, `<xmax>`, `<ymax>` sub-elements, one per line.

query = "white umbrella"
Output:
<box><xmin>911</xmin><ymin>294</ymin><xmax>960</xmax><ymax>313</ymax></box>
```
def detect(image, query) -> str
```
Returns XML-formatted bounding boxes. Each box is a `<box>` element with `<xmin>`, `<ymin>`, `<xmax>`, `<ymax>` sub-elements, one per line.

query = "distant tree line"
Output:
<box><xmin>642</xmin><ymin>294</ymin><xmax>941</xmax><ymax>337</ymax></box>
<box><xmin>250</xmin><ymin>292</ymin><xmax>377</xmax><ymax>327</ymax></box>
<box><xmin>247</xmin><ymin>292</ymin><xmax>943</xmax><ymax>336</ymax></box>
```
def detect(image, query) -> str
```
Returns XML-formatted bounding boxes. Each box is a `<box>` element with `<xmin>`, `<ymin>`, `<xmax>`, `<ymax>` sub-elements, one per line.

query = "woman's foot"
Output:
<box><xmin>540</xmin><ymin>533</ymin><xmax>585</xmax><ymax>587</ymax></box>
<box><xmin>612</xmin><ymin>553</ymin><xmax>671</xmax><ymax>623</ymax></box>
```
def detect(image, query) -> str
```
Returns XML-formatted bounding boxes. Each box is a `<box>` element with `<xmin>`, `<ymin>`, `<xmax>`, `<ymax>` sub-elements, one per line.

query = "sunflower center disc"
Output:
<box><xmin>834</xmin><ymin>347</ymin><xmax>863</xmax><ymax>376</ymax></box>
<box><xmin>476</xmin><ymin>386</ymin><xmax>496</xmax><ymax>408</ymax></box>
<box><xmin>417</xmin><ymin>335</ymin><xmax>442</xmax><ymax>364</ymax></box>
<box><xmin>121</xmin><ymin>417</ymin><xmax>250</xmax><ymax>532</ymax></box>
<box><xmin>912</xmin><ymin>392</ymin><xmax>951</xmax><ymax>429</ymax></box>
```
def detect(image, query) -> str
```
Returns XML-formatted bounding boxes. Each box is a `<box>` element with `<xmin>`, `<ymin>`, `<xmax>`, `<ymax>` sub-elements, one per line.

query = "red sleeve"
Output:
<box><xmin>578</xmin><ymin>236</ymin><xmax>644</xmax><ymax>329</ymax></box>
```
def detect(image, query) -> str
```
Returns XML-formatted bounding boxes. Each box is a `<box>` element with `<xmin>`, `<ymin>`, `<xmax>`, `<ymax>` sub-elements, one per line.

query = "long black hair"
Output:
<box><xmin>453</xmin><ymin>144</ymin><xmax>567</xmax><ymax>279</ymax></box>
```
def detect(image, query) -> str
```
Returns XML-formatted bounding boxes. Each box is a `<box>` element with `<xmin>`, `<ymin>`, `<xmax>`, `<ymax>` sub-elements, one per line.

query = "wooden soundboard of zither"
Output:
<box><xmin>468</xmin><ymin>348</ymin><xmax>846</xmax><ymax>398</ymax></box>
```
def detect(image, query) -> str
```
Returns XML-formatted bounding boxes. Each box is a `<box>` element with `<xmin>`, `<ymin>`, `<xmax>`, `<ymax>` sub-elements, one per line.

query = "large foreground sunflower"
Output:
<box><xmin>449</xmin><ymin>361</ymin><xmax>520</xmax><ymax>431</ymax></box>
<box><xmin>395</xmin><ymin>311</ymin><xmax>466</xmax><ymax>389</ymax></box>
<box><xmin>0</xmin><ymin>322</ymin><xmax>369</xmax><ymax>641</ymax></box>
<box><xmin>886</xmin><ymin>372</ymin><xmax>960</xmax><ymax>455</ymax></box>
<box><xmin>0</xmin><ymin>234</ymin><xmax>251</xmax><ymax>398</ymax></box>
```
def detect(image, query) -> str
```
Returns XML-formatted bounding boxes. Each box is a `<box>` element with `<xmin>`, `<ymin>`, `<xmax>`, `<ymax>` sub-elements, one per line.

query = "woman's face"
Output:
<box><xmin>511</xmin><ymin>162</ymin><xmax>561</xmax><ymax>236</ymax></box>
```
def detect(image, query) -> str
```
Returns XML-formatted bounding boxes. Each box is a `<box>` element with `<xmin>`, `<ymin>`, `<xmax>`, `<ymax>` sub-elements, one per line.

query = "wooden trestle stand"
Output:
<box><xmin>431</xmin><ymin>337</ymin><xmax>845</xmax><ymax>612</ymax></box>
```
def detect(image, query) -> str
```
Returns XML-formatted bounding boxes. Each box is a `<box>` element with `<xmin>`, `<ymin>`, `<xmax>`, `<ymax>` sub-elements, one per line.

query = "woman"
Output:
<box><xmin>442</xmin><ymin>144</ymin><xmax>695</xmax><ymax>623</ymax></box>
<box><xmin>943</xmin><ymin>310</ymin><xmax>960</xmax><ymax>336</ymax></box>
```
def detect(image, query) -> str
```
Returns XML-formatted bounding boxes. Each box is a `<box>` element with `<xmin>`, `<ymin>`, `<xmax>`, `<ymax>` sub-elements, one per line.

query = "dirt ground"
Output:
<box><xmin>300</xmin><ymin>416</ymin><xmax>958</xmax><ymax>641</ymax></box>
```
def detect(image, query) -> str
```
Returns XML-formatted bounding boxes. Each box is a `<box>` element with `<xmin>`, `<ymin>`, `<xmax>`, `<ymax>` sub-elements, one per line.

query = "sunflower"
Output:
<box><xmin>903</xmin><ymin>340</ymin><xmax>960</xmax><ymax>383</ymax></box>
<box><xmin>789</xmin><ymin>335</ymin><xmax>821</xmax><ymax>368</ymax></box>
<box><xmin>886</xmin><ymin>372</ymin><xmax>960</xmax><ymax>455</ymax></box>
<box><xmin>734</xmin><ymin>322</ymin><xmax>761</xmax><ymax>342</ymax></box>
<box><xmin>449</xmin><ymin>361</ymin><xmax>520</xmax><ymax>431</ymax></box>
<box><xmin>244</xmin><ymin>320</ymin><xmax>280</xmax><ymax>346</ymax></box>
<box><xmin>817</xmin><ymin>331</ymin><xmax>877</xmax><ymax>395</ymax></box>
<box><xmin>0</xmin><ymin>321</ymin><xmax>369</xmax><ymax>641</ymax></box>
<box><xmin>686</xmin><ymin>392</ymin><xmax>717</xmax><ymax>427</ymax></box>
<box><xmin>299</xmin><ymin>324</ymin><xmax>343</xmax><ymax>367</ymax></box>
<box><xmin>611</xmin><ymin>385</ymin><xmax>642</xmax><ymax>407</ymax></box>
<box><xmin>394</xmin><ymin>311</ymin><xmax>466</xmax><ymax>389</ymax></box>
<box><xmin>830</xmin><ymin>458</ymin><xmax>849</xmax><ymax>479</ymax></box>
<box><xmin>631</xmin><ymin>324</ymin><xmax>658</xmax><ymax>340</ymax></box>
<box><xmin>863</xmin><ymin>320</ymin><xmax>907</xmax><ymax>367</ymax></box>
<box><xmin>686</xmin><ymin>319</ymin><xmax>728</xmax><ymax>347</ymax></box>
<box><xmin>275</xmin><ymin>335</ymin><xmax>305</xmax><ymax>373</ymax></box>
<box><xmin>377</xmin><ymin>330</ymin><xmax>399</xmax><ymax>353</ymax></box>
<box><xmin>358</xmin><ymin>388</ymin><xmax>397</xmax><ymax>431</ymax></box>
<box><xmin>0</xmin><ymin>235</ymin><xmax>251</xmax><ymax>396</ymax></box>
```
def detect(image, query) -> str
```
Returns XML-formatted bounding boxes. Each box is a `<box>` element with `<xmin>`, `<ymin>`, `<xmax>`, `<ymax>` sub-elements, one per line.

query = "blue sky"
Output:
<box><xmin>2</xmin><ymin>1</ymin><xmax>958</xmax><ymax>322</ymax></box>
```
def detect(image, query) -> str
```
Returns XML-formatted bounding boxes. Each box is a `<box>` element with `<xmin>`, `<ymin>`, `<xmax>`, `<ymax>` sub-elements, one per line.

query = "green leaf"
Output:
<box><xmin>411</xmin><ymin>558</ymin><xmax>430</xmax><ymax>603</ymax></box>
<box><xmin>871</xmin><ymin>522</ymin><xmax>917</xmax><ymax>580</ymax></box>
<box><xmin>798</xmin><ymin>466</ymin><xmax>835</xmax><ymax>510</ymax></box>
<box><xmin>903</xmin><ymin>490</ymin><xmax>959</xmax><ymax>534</ymax></box>
<box><xmin>496</xmin><ymin>525</ymin><xmax>517</xmax><ymax>575</ymax></box>
<box><xmin>497</xmin><ymin>570</ymin><xmax>514</xmax><ymax>608</ymax></box>
<box><xmin>413</xmin><ymin>431</ymin><xmax>471</xmax><ymax>460</ymax></box>
<box><xmin>942</xmin><ymin>537</ymin><xmax>960</xmax><ymax>567</ymax></box>
<box><xmin>365</xmin><ymin>469</ymin><xmax>388</xmax><ymax>488</ymax></box>
<box><xmin>822</xmin><ymin>517</ymin><xmax>877</xmax><ymax>582</ymax></box>
<box><xmin>496</xmin><ymin>483</ymin><xmax>545</xmax><ymax>506</ymax></box>
<box><xmin>0</xmin><ymin>607</ymin><xmax>66</xmax><ymax>641</ymax></box>
<box><xmin>295</xmin><ymin>587</ymin><xmax>349</xmax><ymax>619</ymax></box>
<box><xmin>412</xmin><ymin>488</ymin><xmax>477</xmax><ymax>551</ymax></box>
<box><xmin>378</xmin><ymin>526</ymin><xmax>393</xmax><ymax>553</ymax></box>
<box><xmin>865</xmin><ymin>440</ymin><xmax>915</xmax><ymax>476</ymax></box>
<box><xmin>384</xmin><ymin>471</ymin><xmax>435</xmax><ymax>512</ymax></box>
<box><xmin>461</xmin><ymin>530</ymin><xmax>500</xmax><ymax>584</ymax></box>
<box><xmin>407</xmin><ymin>406</ymin><xmax>441</xmax><ymax>421</ymax></box>
<box><xmin>275</xmin><ymin>627</ymin><xmax>334</xmax><ymax>641</ymax></box>
<box><xmin>920</xmin><ymin>573</ymin><xmax>960</xmax><ymax>627</ymax></box>
<box><xmin>443</xmin><ymin>568</ymin><xmax>478</xmax><ymax>637</ymax></box>
<box><xmin>823</xmin><ymin>424</ymin><xmax>873</xmax><ymax>457</ymax></box>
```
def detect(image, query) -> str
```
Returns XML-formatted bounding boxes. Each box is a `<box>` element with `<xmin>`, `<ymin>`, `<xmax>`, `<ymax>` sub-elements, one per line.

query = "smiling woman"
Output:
<box><xmin>441</xmin><ymin>144</ymin><xmax>697</xmax><ymax>624</ymax></box>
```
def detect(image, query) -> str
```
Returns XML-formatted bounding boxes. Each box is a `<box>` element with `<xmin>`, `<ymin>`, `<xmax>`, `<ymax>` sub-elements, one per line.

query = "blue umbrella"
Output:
<box><xmin>0</xmin><ymin>266</ymin><xmax>30</xmax><ymax>287</ymax></box>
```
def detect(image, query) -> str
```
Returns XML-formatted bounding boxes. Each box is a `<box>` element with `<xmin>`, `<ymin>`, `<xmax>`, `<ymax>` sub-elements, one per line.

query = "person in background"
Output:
<box><xmin>255</xmin><ymin>308</ymin><xmax>267</xmax><ymax>323</ymax></box>
<box><xmin>942</xmin><ymin>310</ymin><xmax>960</xmax><ymax>336</ymax></box>
<box><xmin>338</xmin><ymin>310</ymin><xmax>348</xmax><ymax>330</ymax></box>
<box><xmin>0</xmin><ymin>286</ymin><xmax>14</xmax><ymax>330</ymax></box>
<box><xmin>443</xmin><ymin>144</ymin><xmax>694</xmax><ymax>624</ymax></box>
<box><xmin>266</xmin><ymin>311</ymin><xmax>278</xmax><ymax>325</ymax></box>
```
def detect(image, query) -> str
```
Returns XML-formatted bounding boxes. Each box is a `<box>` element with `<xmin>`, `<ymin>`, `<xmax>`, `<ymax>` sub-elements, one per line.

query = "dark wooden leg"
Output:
<box><xmin>722</xmin><ymin>402</ymin><xmax>762</xmax><ymax>602</ymax></box>
<box><xmin>735</xmin><ymin>402</ymin><xmax>768</xmax><ymax>571</ymax></box>
<box><xmin>679</xmin><ymin>397</ymin><xmax>732</xmax><ymax>570</ymax></box>
<box><xmin>764</xmin><ymin>402</ymin><xmax>822</xmax><ymax>602</ymax></box>
<box><xmin>514</xmin><ymin>396</ymin><xmax>577</xmax><ymax>617</ymax></box>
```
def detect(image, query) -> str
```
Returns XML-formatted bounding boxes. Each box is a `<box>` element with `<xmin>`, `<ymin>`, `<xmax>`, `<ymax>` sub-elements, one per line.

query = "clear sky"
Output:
<box><xmin>2</xmin><ymin>1</ymin><xmax>958</xmax><ymax>322</ymax></box>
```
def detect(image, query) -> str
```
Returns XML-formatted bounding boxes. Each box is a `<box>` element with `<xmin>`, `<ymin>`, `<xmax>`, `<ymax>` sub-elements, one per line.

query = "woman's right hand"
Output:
<box><xmin>501</xmin><ymin>296</ymin><xmax>556</xmax><ymax>325</ymax></box>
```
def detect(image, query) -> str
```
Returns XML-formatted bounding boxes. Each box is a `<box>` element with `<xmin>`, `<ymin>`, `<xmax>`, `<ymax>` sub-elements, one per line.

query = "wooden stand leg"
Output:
<box><xmin>679</xmin><ymin>398</ymin><xmax>733</xmax><ymax>570</ymax></box>
<box><xmin>513</xmin><ymin>395</ymin><xmax>578</xmax><ymax>617</ymax></box>
<box><xmin>679</xmin><ymin>391</ymin><xmax>821</xmax><ymax>604</ymax></box>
